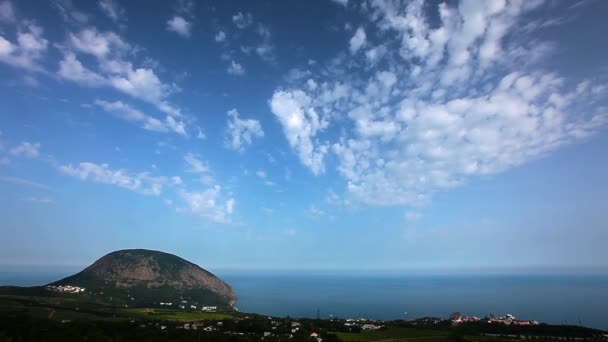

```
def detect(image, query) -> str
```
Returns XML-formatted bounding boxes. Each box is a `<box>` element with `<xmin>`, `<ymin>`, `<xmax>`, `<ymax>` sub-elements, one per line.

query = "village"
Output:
<box><xmin>450</xmin><ymin>312</ymin><xmax>540</xmax><ymax>326</ymax></box>
<box><xmin>45</xmin><ymin>285</ymin><xmax>86</xmax><ymax>294</ymax></box>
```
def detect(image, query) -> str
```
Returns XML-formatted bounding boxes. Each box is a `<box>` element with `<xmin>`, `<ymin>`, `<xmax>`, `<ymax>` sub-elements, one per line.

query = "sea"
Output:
<box><xmin>1</xmin><ymin>268</ymin><xmax>607</xmax><ymax>330</ymax></box>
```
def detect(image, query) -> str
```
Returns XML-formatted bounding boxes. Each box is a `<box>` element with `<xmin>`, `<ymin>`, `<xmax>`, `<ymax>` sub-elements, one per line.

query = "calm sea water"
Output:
<box><xmin>1</xmin><ymin>269</ymin><xmax>607</xmax><ymax>330</ymax></box>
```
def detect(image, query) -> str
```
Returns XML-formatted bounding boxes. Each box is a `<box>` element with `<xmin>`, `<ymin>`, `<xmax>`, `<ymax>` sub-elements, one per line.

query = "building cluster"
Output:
<box><xmin>46</xmin><ymin>285</ymin><xmax>85</xmax><ymax>293</ymax></box>
<box><xmin>344</xmin><ymin>318</ymin><xmax>383</xmax><ymax>331</ymax></box>
<box><xmin>487</xmin><ymin>313</ymin><xmax>539</xmax><ymax>326</ymax></box>
<box><xmin>450</xmin><ymin>312</ymin><xmax>539</xmax><ymax>326</ymax></box>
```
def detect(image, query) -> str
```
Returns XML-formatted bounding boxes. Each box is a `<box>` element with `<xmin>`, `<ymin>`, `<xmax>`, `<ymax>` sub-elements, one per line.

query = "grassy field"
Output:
<box><xmin>337</xmin><ymin>327</ymin><xmax>452</xmax><ymax>341</ymax></box>
<box><xmin>124</xmin><ymin>308</ymin><xmax>234</xmax><ymax>321</ymax></box>
<box><xmin>0</xmin><ymin>295</ymin><xmax>234</xmax><ymax>322</ymax></box>
<box><xmin>335</xmin><ymin>327</ymin><xmax>552</xmax><ymax>342</ymax></box>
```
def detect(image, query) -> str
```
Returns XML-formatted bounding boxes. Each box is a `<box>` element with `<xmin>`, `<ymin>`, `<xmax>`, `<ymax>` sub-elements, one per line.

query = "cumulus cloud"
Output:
<box><xmin>0</xmin><ymin>23</ymin><xmax>48</xmax><ymax>71</ymax></box>
<box><xmin>58</xmin><ymin>53</ymin><xmax>106</xmax><ymax>86</ymax></box>
<box><xmin>59</xmin><ymin>162</ymin><xmax>166</xmax><ymax>195</ymax></box>
<box><xmin>270</xmin><ymin>0</ymin><xmax>608</xmax><ymax>208</ymax></box>
<box><xmin>225</xmin><ymin>109</ymin><xmax>264</xmax><ymax>150</ymax></box>
<box><xmin>68</xmin><ymin>27</ymin><xmax>128</xmax><ymax>58</ymax></box>
<box><xmin>227</xmin><ymin>60</ymin><xmax>244</xmax><ymax>75</ymax></box>
<box><xmin>167</xmin><ymin>16</ymin><xmax>192</xmax><ymax>38</ymax></box>
<box><xmin>269</xmin><ymin>90</ymin><xmax>329</xmax><ymax>175</ymax></box>
<box><xmin>178</xmin><ymin>186</ymin><xmax>235</xmax><ymax>223</ymax></box>
<box><xmin>9</xmin><ymin>142</ymin><xmax>40</xmax><ymax>158</ymax></box>
<box><xmin>94</xmin><ymin>99</ymin><xmax>186</xmax><ymax>136</ymax></box>
<box><xmin>215</xmin><ymin>30</ymin><xmax>226</xmax><ymax>42</ymax></box>
<box><xmin>232</xmin><ymin>12</ymin><xmax>253</xmax><ymax>29</ymax></box>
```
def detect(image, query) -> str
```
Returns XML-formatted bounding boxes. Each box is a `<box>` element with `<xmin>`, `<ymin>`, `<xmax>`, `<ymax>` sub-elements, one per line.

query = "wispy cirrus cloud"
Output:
<box><xmin>58</xmin><ymin>160</ymin><xmax>235</xmax><ymax>223</ymax></box>
<box><xmin>58</xmin><ymin>27</ymin><xmax>185</xmax><ymax>120</ymax></box>
<box><xmin>94</xmin><ymin>99</ymin><xmax>186</xmax><ymax>136</ymax></box>
<box><xmin>59</xmin><ymin>162</ymin><xmax>167</xmax><ymax>196</ymax></box>
<box><xmin>98</xmin><ymin>0</ymin><xmax>125</xmax><ymax>26</ymax></box>
<box><xmin>9</xmin><ymin>142</ymin><xmax>40</xmax><ymax>158</ymax></box>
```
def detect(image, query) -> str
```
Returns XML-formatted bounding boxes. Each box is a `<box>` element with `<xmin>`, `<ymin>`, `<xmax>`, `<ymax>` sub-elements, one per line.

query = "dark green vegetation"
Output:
<box><xmin>0</xmin><ymin>294</ymin><xmax>606</xmax><ymax>342</ymax></box>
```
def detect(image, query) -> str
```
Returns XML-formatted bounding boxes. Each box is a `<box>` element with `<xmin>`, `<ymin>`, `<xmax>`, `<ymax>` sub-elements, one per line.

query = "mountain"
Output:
<box><xmin>49</xmin><ymin>249</ymin><xmax>237</xmax><ymax>308</ymax></box>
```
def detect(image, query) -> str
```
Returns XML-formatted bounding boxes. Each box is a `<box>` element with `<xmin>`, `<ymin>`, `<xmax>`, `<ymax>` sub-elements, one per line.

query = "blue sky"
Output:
<box><xmin>1</xmin><ymin>0</ymin><xmax>607</xmax><ymax>272</ymax></box>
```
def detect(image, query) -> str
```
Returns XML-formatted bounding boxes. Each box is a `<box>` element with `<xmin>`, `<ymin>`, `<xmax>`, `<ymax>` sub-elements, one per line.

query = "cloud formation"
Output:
<box><xmin>167</xmin><ymin>16</ymin><xmax>192</xmax><ymax>38</ymax></box>
<box><xmin>0</xmin><ymin>23</ymin><xmax>48</xmax><ymax>72</ymax></box>
<box><xmin>270</xmin><ymin>0</ymin><xmax>608</xmax><ymax>207</ymax></box>
<box><xmin>9</xmin><ymin>142</ymin><xmax>40</xmax><ymax>158</ymax></box>
<box><xmin>98</xmin><ymin>0</ymin><xmax>125</xmax><ymax>25</ymax></box>
<box><xmin>225</xmin><ymin>109</ymin><xmax>264</xmax><ymax>150</ymax></box>
<box><xmin>59</xmin><ymin>162</ymin><xmax>166</xmax><ymax>196</ymax></box>
<box><xmin>178</xmin><ymin>186</ymin><xmax>235</xmax><ymax>224</ymax></box>
<box><xmin>94</xmin><ymin>99</ymin><xmax>186</xmax><ymax>136</ymax></box>
<box><xmin>58</xmin><ymin>27</ymin><xmax>184</xmax><ymax>119</ymax></box>
<box><xmin>232</xmin><ymin>12</ymin><xmax>253</xmax><ymax>29</ymax></box>
<box><xmin>227</xmin><ymin>60</ymin><xmax>244</xmax><ymax>75</ymax></box>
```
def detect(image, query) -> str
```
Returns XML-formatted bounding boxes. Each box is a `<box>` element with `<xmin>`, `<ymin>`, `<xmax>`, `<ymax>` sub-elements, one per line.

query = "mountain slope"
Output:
<box><xmin>50</xmin><ymin>249</ymin><xmax>237</xmax><ymax>307</ymax></box>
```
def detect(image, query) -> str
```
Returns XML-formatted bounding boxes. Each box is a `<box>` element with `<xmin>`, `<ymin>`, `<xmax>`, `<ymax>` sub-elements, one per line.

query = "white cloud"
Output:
<box><xmin>171</xmin><ymin>176</ymin><xmax>183</xmax><ymax>185</ymax></box>
<box><xmin>59</xmin><ymin>162</ymin><xmax>166</xmax><ymax>195</ymax></box>
<box><xmin>58</xmin><ymin>28</ymin><xmax>184</xmax><ymax>118</ymax></box>
<box><xmin>227</xmin><ymin>60</ymin><xmax>244</xmax><ymax>75</ymax></box>
<box><xmin>184</xmin><ymin>153</ymin><xmax>209</xmax><ymax>173</ymax></box>
<box><xmin>0</xmin><ymin>23</ymin><xmax>48</xmax><ymax>71</ymax></box>
<box><xmin>349</xmin><ymin>27</ymin><xmax>366</xmax><ymax>54</ymax></box>
<box><xmin>215</xmin><ymin>30</ymin><xmax>226</xmax><ymax>42</ymax></box>
<box><xmin>331</xmin><ymin>0</ymin><xmax>348</xmax><ymax>6</ymax></box>
<box><xmin>58</xmin><ymin>53</ymin><xmax>106</xmax><ymax>86</ymax></box>
<box><xmin>178</xmin><ymin>186</ymin><xmax>235</xmax><ymax>223</ymax></box>
<box><xmin>256</xmin><ymin>170</ymin><xmax>266</xmax><ymax>178</ymax></box>
<box><xmin>270</xmin><ymin>0</ymin><xmax>608</xmax><ymax>208</ymax></box>
<box><xmin>225</xmin><ymin>109</ymin><xmax>264</xmax><ymax>150</ymax></box>
<box><xmin>98</xmin><ymin>0</ymin><xmax>125</xmax><ymax>24</ymax></box>
<box><xmin>269</xmin><ymin>90</ymin><xmax>329</xmax><ymax>175</ymax></box>
<box><xmin>167</xmin><ymin>16</ymin><xmax>192</xmax><ymax>38</ymax></box>
<box><xmin>9</xmin><ymin>142</ymin><xmax>40</xmax><ymax>158</ymax></box>
<box><xmin>232</xmin><ymin>12</ymin><xmax>253</xmax><ymax>29</ymax></box>
<box><xmin>110</xmin><ymin>68</ymin><xmax>180</xmax><ymax>116</ymax></box>
<box><xmin>69</xmin><ymin>27</ymin><xmax>128</xmax><ymax>59</ymax></box>
<box><xmin>94</xmin><ymin>99</ymin><xmax>186</xmax><ymax>136</ymax></box>
<box><xmin>58</xmin><ymin>159</ymin><xmax>235</xmax><ymax>224</ymax></box>
<box><xmin>0</xmin><ymin>0</ymin><xmax>15</xmax><ymax>22</ymax></box>
<box><xmin>196</xmin><ymin>126</ymin><xmax>206</xmax><ymax>140</ymax></box>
